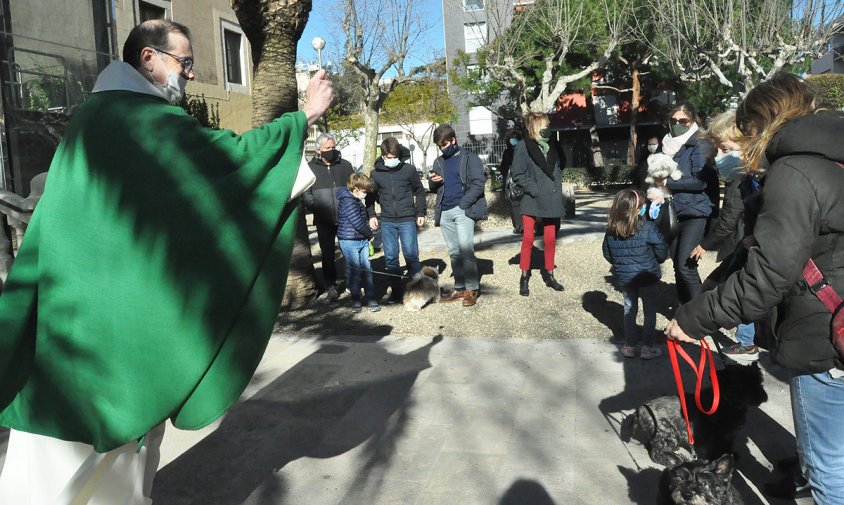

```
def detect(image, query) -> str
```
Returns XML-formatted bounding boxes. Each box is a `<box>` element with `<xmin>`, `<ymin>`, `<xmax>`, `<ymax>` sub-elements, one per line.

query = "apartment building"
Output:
<box><xmin>0</xmin><ymin>0</ymin><xmax>253</xmax><ymax>195</ymax></box>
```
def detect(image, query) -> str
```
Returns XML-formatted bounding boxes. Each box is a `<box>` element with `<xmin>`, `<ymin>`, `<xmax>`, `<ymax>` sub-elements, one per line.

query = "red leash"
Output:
<box><xmin>666</xmin><ymin>339</ymin><xmax>720</xmax><ymax>445</ymax></box>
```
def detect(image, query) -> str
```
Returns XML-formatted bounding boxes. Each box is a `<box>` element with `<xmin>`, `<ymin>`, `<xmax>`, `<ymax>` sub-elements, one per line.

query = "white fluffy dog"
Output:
<box><xmin>645</xmin><ymin>153</ymin><xmax>683</xmax><ymax>203</ymax></box>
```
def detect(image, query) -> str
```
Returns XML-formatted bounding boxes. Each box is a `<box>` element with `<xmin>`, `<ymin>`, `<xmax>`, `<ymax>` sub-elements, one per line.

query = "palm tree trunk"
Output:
<box><xmin>233</xmin><ymin>0</ymin><xmax>318</xmax><ymax>308</ymax></box>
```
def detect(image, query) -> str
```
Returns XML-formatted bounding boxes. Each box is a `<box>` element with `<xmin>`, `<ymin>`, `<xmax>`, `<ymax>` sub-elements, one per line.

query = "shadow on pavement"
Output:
<box><xmin>498</xmin><ymin>478</ymin><xmax>557</xmax><ymax>505</ymax></box>
<box><xmin>152</xmin><ymin>335</ymin><xmax>442</xmax><ymax>505</ymax></box>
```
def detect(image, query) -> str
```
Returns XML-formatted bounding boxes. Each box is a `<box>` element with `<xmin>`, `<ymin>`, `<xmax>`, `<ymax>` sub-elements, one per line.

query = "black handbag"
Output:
<box><xmin>651</xmin><ymin>199</ymin><xmax>679</xmax><ymax>242</ymax></box>
<box><xmin>505</xmin><ymin>173</ymin><xmax>524</xmax><ymax>201</ymax></box>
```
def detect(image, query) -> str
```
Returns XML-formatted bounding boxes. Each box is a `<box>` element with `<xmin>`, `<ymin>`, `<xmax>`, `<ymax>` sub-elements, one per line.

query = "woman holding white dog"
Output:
<box><xmin>659</xmin><ymin>102</ymin><xmax>717</xmax><ymax>304</ymax></box>
<box><xmin>509</xmin><ymin>112</ymin><xmax>566</xmax><ymax>296</ymax></box>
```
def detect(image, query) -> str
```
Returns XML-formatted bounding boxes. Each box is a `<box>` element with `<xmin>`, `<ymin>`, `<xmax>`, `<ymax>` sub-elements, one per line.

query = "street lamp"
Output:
<box><xmin>311</xmin><ymin>36</ymin><xmax>326</xmax><ymax>70</ymax></box>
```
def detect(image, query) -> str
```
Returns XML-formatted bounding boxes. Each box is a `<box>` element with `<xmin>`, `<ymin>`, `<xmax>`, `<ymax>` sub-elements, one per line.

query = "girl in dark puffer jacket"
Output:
<box><xmin>603</xmin><ymin>189</ymin><xmax>669</xmax><ymax>359</ymax></box>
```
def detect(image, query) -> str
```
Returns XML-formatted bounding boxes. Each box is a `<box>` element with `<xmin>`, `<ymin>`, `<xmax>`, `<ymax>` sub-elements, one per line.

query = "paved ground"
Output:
<box><xmin>148</xmin><ymin>334</ymin><xmax>809</xmax><ymax>505</ymax></box>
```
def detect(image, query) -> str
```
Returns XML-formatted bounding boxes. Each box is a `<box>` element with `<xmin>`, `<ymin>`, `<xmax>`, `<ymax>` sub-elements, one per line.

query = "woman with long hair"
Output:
<box><xmin>509</xmin><ymin>112</ymin><xmax>565</xmax><ymax>296</ymax></box>
<box><xmin>666</xmin><ymin>73</ymin><xmax>844</xmax><ymax>504</ymax></box>
<box><xmin>660</xmin><ymin>102</ymin><xmax>718</xmax><ymax>303</ymax></box>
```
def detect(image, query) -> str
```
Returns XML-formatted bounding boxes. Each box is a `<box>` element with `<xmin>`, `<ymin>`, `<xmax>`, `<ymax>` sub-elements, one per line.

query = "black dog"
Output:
<box><xmin>658</xmin><ymin>453</ymin><xmax>743</xmax><ymax>504</ymax></box>
<box><xmin>629</xmin><ymin>362</ymin><xmax>768</xmax><ymax>466</ymax></box>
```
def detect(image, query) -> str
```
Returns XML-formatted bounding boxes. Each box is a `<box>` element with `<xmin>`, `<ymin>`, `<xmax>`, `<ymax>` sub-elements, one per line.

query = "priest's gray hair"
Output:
<box><xmin>315</xmin><ymin>133</ymin><xmax>336</xmax><ymax>149</ymax></box>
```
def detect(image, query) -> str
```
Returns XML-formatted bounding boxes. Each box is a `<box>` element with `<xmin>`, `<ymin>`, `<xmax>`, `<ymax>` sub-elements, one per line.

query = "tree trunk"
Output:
<box><xmin>589</xmin><ymin>125</ymin><xmax>604</xmax><ymax>169</ymax></box>
<box><xmin>626</xmin><ymin>66</ymin><xmax>640</xmax><ymax>166</ymax></box>
<box><xmin>233</xmin><ymin>0</ymin><xmax>318</xmax><ymax>307</ymax></box>
<box><xmin>362</xmin><ymin>106</ymin><xmax>379</xmax><ymax>173</ymax></box>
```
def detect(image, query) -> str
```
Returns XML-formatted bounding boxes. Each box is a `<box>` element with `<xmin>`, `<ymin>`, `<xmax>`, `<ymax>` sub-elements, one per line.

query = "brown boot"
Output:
<box><xmin>440</xmin><ymin>288</ymin><xmax>466</xmax><ymax>303</ymax></box>
<box><xmin>462</xmin><ymin>290</ymin><xmax>478</xmax><ymax>307</ymax></box>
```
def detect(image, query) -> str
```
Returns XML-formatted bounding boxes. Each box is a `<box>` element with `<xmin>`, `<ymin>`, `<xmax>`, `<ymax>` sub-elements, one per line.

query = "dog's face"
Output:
<box><xmin>660</xmin><ymin>454</ymin><xmax>741</xmax><ymax>505</ymax></box>
<box><xmin>421</xmin><ymin>266</ymin><xmax>439</xmax><ymax>280</ymax></box>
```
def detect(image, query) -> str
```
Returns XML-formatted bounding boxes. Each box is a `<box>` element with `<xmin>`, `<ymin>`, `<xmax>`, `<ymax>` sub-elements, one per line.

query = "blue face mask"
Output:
<box><xmin>509</xmin><ymin>138</ymin><xmax>519</xmax><ymax>146</ymax></box>
<box><xmin>440</xmin><ymin>143</ymin><xmax>459</xmax><ymax>159</ymax></box>
<box><xmin>715</xmin><ymin>151</ymin><xmax>744</xmax><ymax>181</ymax></box>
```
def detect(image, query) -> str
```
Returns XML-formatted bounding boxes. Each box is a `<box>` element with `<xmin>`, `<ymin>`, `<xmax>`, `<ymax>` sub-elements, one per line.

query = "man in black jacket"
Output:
<box><xmin>367</xmin><ymin>137</ymin><xmax>427</xmax><ymax>302</ymax></box>
<box><xmin>428</xmin><ymin>124</ymin><xmax>488</xmax><ymax>307</ymax></box>
<box><xmin>304</xmin><ymin>133</ymin><xmax>355</xmax><ymax>300</ymax></box>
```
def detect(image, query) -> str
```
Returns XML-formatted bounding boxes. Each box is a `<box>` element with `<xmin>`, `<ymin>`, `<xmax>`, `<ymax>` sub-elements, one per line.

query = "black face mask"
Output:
<box><xmin>539</xmin><ymin>128</ymin><xmax>551</xmax><ymax>140</ymax></box>
<box><xmin>320</xmin><ymin>149</ymin><xmax>338</xmax><ymax>163</ymax></box>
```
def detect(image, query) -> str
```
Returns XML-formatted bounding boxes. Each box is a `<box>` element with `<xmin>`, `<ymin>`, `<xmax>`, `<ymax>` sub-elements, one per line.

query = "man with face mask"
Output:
<box><xmin>0</xmin><ymin>19</ymin><xmax>334</xmax><ymax>503</ymax></box>
<box><xmin>428</xmin><ymin>124</ymin><xmax>488</xmax><ymax>307</ymax></box>
<box><xmin>304</xmin><ymin>132</ymin><xmax>356</xmax><ymax>300</ymax></box>
<box><xmin>366</xmin><ymin>136</ymin><xmax>427</xmax><ymax>302</ymax></box>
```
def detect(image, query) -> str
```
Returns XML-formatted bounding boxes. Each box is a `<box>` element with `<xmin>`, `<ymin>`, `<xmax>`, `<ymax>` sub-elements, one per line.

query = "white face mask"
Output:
<box><xmin>354</xmin><ymin>191</ymin><xmax>367</xmax><ymax>200</ymax></box>
<box><xmin>647</xmin><ymin>144</ymin><xmax>658</xmax><ymax>153</ymax></box>
<box><xmin>384</xmin><ymin>158</ymin><xmax>400</xmax><ymax>168</ymax></box>
<box><xmin>150</xmin><ymin>52</ymin><xmax>187</xmax><ymax>104</ymax></box>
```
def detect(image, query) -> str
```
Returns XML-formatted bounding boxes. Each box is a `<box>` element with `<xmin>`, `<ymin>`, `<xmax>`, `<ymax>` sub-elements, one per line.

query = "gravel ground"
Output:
<box><xmin>276</xmin><ymin>190</ymin><xmax>719</xmax><ymax>340</ymax></box>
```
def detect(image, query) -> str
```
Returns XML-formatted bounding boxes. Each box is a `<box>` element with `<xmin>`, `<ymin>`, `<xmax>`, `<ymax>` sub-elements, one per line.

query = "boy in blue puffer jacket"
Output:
<box><xmin>603</xmin><ymin>189</ymin><xmax>669</xmax><ymax>359</ymax></box>
<box><xmin>337</xmin><ymin>173</ymin><xmax>380</xmax><ymax>313</ymax></box>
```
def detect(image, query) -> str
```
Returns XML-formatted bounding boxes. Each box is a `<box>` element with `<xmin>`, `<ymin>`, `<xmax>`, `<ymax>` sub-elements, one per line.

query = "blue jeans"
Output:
<box><xmin>338</xmin><ymin>239</ymin><xmax>374</xmax><ymax>302</ymax></box>
<box><xmin>734</xmin><ymin>322</ymin><xmax>755</xmax><ymax>347</ymax></box>
<box><xmin>439</xmin><ymin>206</ymin><xmax>479</xmax><ymax>291</ymax></box>
<box><xmin>669</xmin><ymin>217</ymin><xmax>707</xmax><ymax>303</ymax></box>
<box><xmin>622</xmin><ymin>283</ymin><xmax>657</xmax><ymax>347</ymax></box>
<box><xmin>381</xmin><ymin>220</ymin><xmax>421</xmax><ymax>295</ymax></box>
<box><xmin>791</xmin><ymin>370</ymin><xmax>844</xmax><ymax>505</ymax></box>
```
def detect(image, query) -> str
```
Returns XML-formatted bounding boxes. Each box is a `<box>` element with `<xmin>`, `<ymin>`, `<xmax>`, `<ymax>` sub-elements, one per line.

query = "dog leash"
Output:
<box><xmin>346</xmin><ymin>264</ymin><xmax>410</xmax><ymax>280</ymax></box>
<box><xmin>666</xmin><ymin>339</ymin><xmax>721</xmax><ymax>445</ymax></box>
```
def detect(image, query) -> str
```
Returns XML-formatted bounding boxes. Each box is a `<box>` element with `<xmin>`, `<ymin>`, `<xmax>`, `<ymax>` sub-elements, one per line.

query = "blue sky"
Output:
<box><xmin>296</xmin><ymin>0</ymin><xmax>445</xmax><ymax>70</ymax></box>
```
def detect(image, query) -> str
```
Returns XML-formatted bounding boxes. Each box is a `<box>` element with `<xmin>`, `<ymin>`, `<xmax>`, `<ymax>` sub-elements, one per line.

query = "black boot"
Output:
<box><xmin>519</xmin><ymin>270</ymin><xmax>530</xmax><ymax>296</ymax></box>
<box><xmin>541</xmin><ymin>269</ymin><xmax>565</xmax><ymax>291</ymax></box>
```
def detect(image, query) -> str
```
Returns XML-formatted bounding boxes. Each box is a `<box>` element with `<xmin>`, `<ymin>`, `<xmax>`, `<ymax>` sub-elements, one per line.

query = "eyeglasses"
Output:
<box><xmin>669</xmin><ymin>117</ymin><xmax>691</xmax><ymax>126</ymax></box>
<box><xmin>156</xmin><ymin>49</ymin><xmax>194</xmax><ymax>75</ymax></box>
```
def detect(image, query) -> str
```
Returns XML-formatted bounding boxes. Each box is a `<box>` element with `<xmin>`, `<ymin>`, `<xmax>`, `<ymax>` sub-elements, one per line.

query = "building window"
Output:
<box><xmin>224</xmin><ymin>30</ymin><xmax>242</xmax><ymax>84</ymax></box>
<box><xmin>139</xmin><ymin>1</ymin><xmax>166</xmax><ymax>21</ymax></box>
<box><xmin>469</xmin><ymin>106</ymin><xmax>494</xmax><ymax>135</ymax></box>
<box><xmin>463</xmin><ymin>22</ymin><xmax>486</xmax><ymax>54</ymax></box>
<box><xmin>220</xmin><ymin>20</ymin><xmax>249</xmax><ymax>93</ymax></box>
<box><xmin>464</xmin><ymin>0</ymin><xmax>484</xmax><ymax>10</ymax></box>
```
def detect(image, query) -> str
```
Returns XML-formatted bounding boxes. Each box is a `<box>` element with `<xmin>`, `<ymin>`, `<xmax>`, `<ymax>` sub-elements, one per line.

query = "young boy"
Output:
<box><xmin>367</xmin><ymin>136</ymin><xmax>427</xmax><ymax>303</ymax></box>
<box><xmin>336</xmin><ymin>173</ymin><xmax>380</xmax><ymax>313</ymax></box>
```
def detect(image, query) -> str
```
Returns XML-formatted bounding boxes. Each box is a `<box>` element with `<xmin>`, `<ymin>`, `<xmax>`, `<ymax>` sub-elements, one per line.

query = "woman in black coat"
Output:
<box><xmin>509</xmin><ymin>112</ymin><xmax>565</xmax><ymax>296</ymax></box>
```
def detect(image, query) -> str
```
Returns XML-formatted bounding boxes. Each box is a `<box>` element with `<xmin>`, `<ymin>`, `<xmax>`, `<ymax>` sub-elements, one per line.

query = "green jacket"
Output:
<box><xmin>0</xmin><ymin>87</ymin><xmax>306</xmax><ymax>452</ymax></box>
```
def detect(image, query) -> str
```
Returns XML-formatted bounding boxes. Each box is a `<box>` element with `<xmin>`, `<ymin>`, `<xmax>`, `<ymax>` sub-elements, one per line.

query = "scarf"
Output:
<box><xmin>661</xmin><ymin>123</ymin><xmax>699</xmax><ymax>158</ymax></box>
<box><xmin>524</xmin><ymin>136</ymin><xmax>558</xmax><ymax>181</ymax></box>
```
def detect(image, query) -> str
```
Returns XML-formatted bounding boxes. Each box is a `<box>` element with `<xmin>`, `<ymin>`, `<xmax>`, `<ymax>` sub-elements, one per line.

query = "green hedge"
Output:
<box><xmin>563</xmin><ymin>165</ymin><xmax>637</xmax><ymax>186</ymax></box>
<box><xmin>808</xmin><ymin>74</ymin><xmax>844</xmax><ymax>109</ymax></box>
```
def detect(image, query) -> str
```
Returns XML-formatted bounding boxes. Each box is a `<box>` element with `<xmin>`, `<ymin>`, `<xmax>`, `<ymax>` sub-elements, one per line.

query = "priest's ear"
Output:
<box><xmin>139</xmin><ymin>47</ymin><xmax>158</xmax><ymax>72</ymax></box>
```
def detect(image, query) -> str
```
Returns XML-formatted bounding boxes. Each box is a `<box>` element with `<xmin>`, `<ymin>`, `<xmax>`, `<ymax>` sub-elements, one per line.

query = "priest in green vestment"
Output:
<box><xmin>0</xmin><ymin>19</ymin><xmax>334</xmax><ymax>503</ymax></box>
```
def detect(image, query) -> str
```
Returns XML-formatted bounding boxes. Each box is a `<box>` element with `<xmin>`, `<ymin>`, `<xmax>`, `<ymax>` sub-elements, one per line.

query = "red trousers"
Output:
<box><xmin>520</xmin><ymin>215</ymin><xmax>560</xmax><ymax>271</ymax></box>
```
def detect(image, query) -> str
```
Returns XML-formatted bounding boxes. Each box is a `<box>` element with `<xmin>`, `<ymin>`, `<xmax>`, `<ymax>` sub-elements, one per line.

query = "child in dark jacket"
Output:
<box><xmin>603</xmin><ymin>189</ymin><xmax>669</xmax><ymax>359</ymax></box>
<box><xmin>337</xmin><ymin>173</ymin><xmax>379</xmax><ymax>313</ymax></box>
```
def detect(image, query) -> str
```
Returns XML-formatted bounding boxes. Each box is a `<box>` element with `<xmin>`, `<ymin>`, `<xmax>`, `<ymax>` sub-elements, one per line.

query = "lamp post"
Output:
<box><xmin>311</xmin><ymin>36</ymin><xmax>326</xmax><ymax>70</ymax></box>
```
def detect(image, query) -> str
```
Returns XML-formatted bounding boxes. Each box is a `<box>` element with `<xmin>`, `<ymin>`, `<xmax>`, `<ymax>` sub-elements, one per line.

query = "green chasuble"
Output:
<box><xmin>0</xmin><ymin>81</ymin><xmax>306</xmax><ymax>451</ymax></box>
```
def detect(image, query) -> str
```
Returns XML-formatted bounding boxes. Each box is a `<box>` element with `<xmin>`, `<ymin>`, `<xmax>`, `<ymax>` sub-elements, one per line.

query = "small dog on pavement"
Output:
<box><xmin>658</xmin><ymin>453</ymin><xmax>743</xmax><ymax>505</ymax></box>
<box><xmin>403</xmin><ymin>266</ymin><xmax>439</xmax><ymax>311</ymax></box>
<box><xmin>628</xmin><ymin>362</ymin><xmax>768</xmax><ymax>466</ymax></box>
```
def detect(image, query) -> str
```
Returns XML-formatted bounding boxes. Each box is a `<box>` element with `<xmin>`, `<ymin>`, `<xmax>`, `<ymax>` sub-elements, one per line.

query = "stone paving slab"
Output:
<box><xmin>146</xmin><ymin>333</ymin><xmax>811</xmax><ymax>505</ymax></box>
